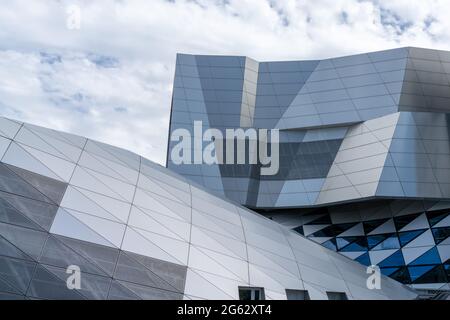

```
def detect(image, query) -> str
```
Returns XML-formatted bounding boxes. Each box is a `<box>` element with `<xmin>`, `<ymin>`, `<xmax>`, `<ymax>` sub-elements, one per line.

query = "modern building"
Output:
<box><xmin>0</xmin><ymin>117</ymin><xmax>418</xmax><ymax>300</ymax></box>
<box><xmin>167</xmin><ymin>47</ymin><xmax>450</xmax><ymax>291</ymax></box>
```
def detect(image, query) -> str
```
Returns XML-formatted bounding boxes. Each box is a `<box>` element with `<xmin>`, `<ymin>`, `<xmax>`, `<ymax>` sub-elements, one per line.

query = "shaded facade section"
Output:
<box><xmin>0</xmin><ymin>161</ymin><xmax>186</xmax><ymax>300</ymax></box>
<box><xmin>0</xmin><ymin>117</ymin><xmax>416</xmax><ymax>300</ymax></box>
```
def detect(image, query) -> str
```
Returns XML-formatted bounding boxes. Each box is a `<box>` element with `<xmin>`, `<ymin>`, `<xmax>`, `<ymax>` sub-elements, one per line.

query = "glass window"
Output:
<box><xmin>410</xmin><ymin>247</ymin><xmax>442</xmax><ymax>266</ymax></box>
<box><xmin>378</xmin><ymin>250</ymin><xmax>406</xmax><ymax>268</ymax></box>
<box><xmin>380</xmin><ymin>267</ymin><xmax>399</xmax><ymax>277</ymax></box>
<box><xmin>390</xmin><ymin>267</ymin><xmax>411</xmax><ymax>284</ymax></box>
<box><xmin>340</xmin><ymin>237</ymin><xmax>368</xmax><ymax>252</ymax></box>
<box><xmin>239</xmin><ymin>287</ymin><xmax>265</xmax><ymax>301</ymax></box>
<box><xmin>398</xmin><ymin>230</ymin><xmax>426</xmax><ymax>246</ymax></box>
<box><xmin>286</xmin><ymin>289</ymin><xmax>310</xmax><ymax>300</ymax></box>
<box><xmin>363</xmin><ymin>219</ymin><xmax>388</xmax><ymax>234</ymax></box>
<box><xmin>426</xmin><ymin>210</ymin><xmax>449</xmax><ymax>227</ymax></box>
<box><xmin>367</xmin><ymin>235</ymin><xmax>388</xmax><ymax>249</ymax></box>
<box><xmin>444</xmin><ymin>262</ymin><xmax>450</xmax><ymax>280</ymax></box>
<box><xmin>355</xmin><ymin>252</ymin><xmax>371</xmax><ymax>266</ymax></box>
<box><xmin>326</xmin><ymin>291</ymin><xmax>348</xmax><ymax>300</ymax></box>
<box><xmin>409</xmin><ymin>265</ymin><xmax>444</xmax><ymax>283</ymax></box>
<box><xmin>432</xmin><ymin>227</ymin><xmax>450</xmax><ymax>244</ymax></box>
<box><xmin>372</xmin><ymin>234</ymin><xmax>400</xmax><ymax>250</ymax></box>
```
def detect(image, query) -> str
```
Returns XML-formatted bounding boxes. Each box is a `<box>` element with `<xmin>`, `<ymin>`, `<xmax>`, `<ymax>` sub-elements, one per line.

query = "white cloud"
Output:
<box><xmin>0</xmin><ymin>0</ymin><xmax>450</xmax><ymax>164</ymax></box>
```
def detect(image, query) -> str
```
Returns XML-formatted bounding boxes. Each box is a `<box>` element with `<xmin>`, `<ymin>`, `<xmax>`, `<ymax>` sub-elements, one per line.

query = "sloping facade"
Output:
<box><xmin>0</xmin><ymin>117</ymin><xmax>416</xmax><ymax>299</ymax></box>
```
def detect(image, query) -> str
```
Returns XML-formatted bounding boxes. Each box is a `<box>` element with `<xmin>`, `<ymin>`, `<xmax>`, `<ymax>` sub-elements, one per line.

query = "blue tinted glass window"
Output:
<box><xmin>378</xmin><ymin>250</ymin><xmax>405</xmax><ymax>267</ymax></box>
<box><xmin>373</xmin><ymin>235</ymin><xmax>400</xmax><ymax>250</ymax></box>
<box><xmin>408</xmin><ymin>265</ymin><xmax>435</xmax><ymax>282</ymax></box>
<box><xmin>411</xmin><ymin>265</ymin><xmax>447</xmax><ymax>284</ymax></box>
<box><xmin>380</xmin><ymin>267</ymin><xmax>399</xmax><ymax>276</ymax></box>
<box><xmin>322</xmin><ymin>239</ymin><xmax>337</xmax><ymax>251</ymax></box>
<box><xmin>311</xmin><ymin>223</ymin><xmax>355</xmax><ymax>237</ymax></box>
<box><xmin>355</xmin><ymin>252</ymin><xmax>371</xmax><ymax>266</ymax></box>
<box><xmin>341</xmin><ymin>237</ymin><xmax>368</xmax><ymax>252</ymax></box>
<box><xmin>367</xmin><ymin>235</ymin><xmax>388</xmax><ymax>249</ymax></box>
<box><xmin>410</xmin><ymin>247</ymin><xmax>442</xmax><ymax>266</ymax></box>
<box><xmin>336</xmin><ymin>237</ymin><xmax>353</xmax><ymax>250</ymax></box>
<box><xmin>398</xmin><ymin>230</ymin><xmax>426</xmax><ymax>246</ymax></box>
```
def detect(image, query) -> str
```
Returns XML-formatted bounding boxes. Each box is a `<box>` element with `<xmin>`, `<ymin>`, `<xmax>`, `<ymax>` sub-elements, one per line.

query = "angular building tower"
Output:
<box><xmin>0</xmin><ymin>117</ymin><xmax>417</xmax><ymax>300</ymax></box>
<box><xmin>167</xmin><ymin>47</ymin><xmax>450</xmax><ymax>291</ymax></box>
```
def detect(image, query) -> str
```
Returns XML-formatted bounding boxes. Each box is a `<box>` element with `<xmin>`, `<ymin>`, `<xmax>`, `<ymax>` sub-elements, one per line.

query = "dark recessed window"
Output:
<box><xmin>363</xmin><ymin>219</ymin><xmax>389</xmax><ymax>234</ymax></box>
<box><xmin>239</xmin><ymin>287</ymin><xmax>265</xmax><ymax>300</ymax></box>
<box><xmin>410</xmin><ymin>265</ymin><xmax>448</xmax><ymax>284</ymax></box>
<box><xmin>432</xmin><ymin>227</ymin><xmax>450</xmax><ymax>244</ymax></box>
<box><xmin>293</xmin><ymin>225</ymin><xmax>304</xmax><ymax>235</ymax></box>
<box><xmin>426</xmin><ymin>210</ymin><xmax>449</xmax><ymax>227</ymax></box>
<box><xmin>286</xmin><ymin>289</ymin><xmax>310</xmax><ymax>300</ymax></box>
<box><xmin>394</xmin><ymin>213</ymin><xmax>421</xmax><ymax>231</ymax></box>
<box><xmin>326</xmin><ymin>291</ymin><xmax>348</xmax><ymax>300</ymax></box>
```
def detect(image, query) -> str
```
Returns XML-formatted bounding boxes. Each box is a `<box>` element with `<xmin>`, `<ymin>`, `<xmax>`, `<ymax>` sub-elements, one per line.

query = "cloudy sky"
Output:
<box><xmin>1</xmin><ymin>0</ymin><xmax>450</xmax><ymax>165</ymax></box>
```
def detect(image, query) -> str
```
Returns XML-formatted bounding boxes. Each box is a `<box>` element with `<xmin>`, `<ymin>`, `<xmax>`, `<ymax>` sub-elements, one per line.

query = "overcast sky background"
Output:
<box><xmin>1</xmin><ymin>0</ymin><xmax>450</xmax><ymax>165</ymax></box>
